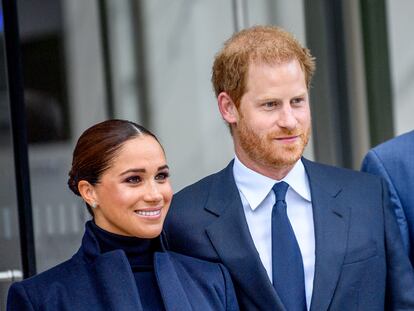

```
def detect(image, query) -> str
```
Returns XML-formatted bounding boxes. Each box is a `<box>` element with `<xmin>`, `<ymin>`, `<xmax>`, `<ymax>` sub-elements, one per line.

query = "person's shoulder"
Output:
<box><xmin>303</xmin><ymin>158</ymin><xmax>380</xmax><ymax>183</ymax></box>
<box><xmin>371</xmin><ymin>130</ymin><xmax>414</xmax><ymax>154</ymax></box>
<box><xmin>9</xmin><ymin>256</ymin><xmax>79</xmax><ymax>297</ymax></box>
<box><xmin>361</xmin><ymin>130</ymin><xmax>414</xmax><ymax>170</ymax></box>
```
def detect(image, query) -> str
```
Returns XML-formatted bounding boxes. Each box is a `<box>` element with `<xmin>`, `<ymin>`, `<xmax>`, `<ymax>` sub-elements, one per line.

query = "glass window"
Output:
<box><xmin>386</xmin><ymin>0</ymin><xmax>414</xmax><ymax>135</ymax></box>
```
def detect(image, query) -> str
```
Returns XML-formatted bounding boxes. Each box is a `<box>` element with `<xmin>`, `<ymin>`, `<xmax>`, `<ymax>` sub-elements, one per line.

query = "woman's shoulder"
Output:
<box><xmin>10</xmin><ymin>251</ymin><xmax>86</xmax><ymax>298</ymax></box>
<box><xmin>7</xmin><ymin>256</ymin><xmax>82</xmax><ymax>309</ymax></box>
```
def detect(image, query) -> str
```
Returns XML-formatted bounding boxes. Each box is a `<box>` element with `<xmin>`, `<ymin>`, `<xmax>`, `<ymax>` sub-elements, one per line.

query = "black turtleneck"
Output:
<box><xmin>90</xmin><ymin>221</ymin><xmax>166</xmax><ymax>310</ymax></box>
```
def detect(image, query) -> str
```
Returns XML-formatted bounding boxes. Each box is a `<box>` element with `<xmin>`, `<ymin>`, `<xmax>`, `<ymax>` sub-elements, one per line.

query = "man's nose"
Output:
<box><xmin>276</xmin><ymin>105</ymin><xmax>298</xmax><ymax>130</ymax></box>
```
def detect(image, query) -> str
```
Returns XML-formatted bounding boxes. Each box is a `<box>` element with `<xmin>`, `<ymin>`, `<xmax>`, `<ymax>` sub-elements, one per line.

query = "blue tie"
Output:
<box><xmin>272</xmin><ymin>182</ymin><xmax>307</xmax><ymax>311</ymax></box>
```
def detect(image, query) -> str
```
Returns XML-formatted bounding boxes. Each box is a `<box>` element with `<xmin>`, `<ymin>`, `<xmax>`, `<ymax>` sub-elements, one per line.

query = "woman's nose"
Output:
<box><xmin>144</xmin><ymin>182</ymin><xmax>163</xmax><ymax>202</ymax></box>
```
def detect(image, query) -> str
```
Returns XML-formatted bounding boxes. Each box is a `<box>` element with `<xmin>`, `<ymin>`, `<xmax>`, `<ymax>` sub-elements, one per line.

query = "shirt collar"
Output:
<box><xmin>233</xmin><ymin>156</ymin><xmax>311</xmax><ymax>211</ymax></box>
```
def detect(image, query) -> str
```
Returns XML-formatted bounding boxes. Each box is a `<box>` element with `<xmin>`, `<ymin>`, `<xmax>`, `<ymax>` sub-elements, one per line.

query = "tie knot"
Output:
<box><xmin>272</xmin><ymin>181</ymin><xmax>289</xmax><ymax>202</ymax></box>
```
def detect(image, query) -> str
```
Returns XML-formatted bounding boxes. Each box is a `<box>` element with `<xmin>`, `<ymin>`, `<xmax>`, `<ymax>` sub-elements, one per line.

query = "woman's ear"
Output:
<box><xmin>217</xmin><ymin>92</ymin><xmax>239</xmax><ymax>125</ymax></box>
<box><xmin>78</xmin><ymin>180</ymin><xmax>98</xmax><ymax>207</ymax></box>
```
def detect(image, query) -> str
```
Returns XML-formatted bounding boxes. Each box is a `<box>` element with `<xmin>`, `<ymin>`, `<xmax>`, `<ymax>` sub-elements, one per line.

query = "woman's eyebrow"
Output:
<box><xmin>158</xmin><ymin>165</ymin><xmax>169</xmax><ymax>171</ymax></box>
<box><xmin>119</xmin><ymin>168</ymin><xmax>146</xmax><ymax>176</ymax></box>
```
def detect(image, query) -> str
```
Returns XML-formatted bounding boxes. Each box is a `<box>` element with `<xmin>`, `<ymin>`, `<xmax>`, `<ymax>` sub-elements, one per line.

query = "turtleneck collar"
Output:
<box><xmin>87</xmin><ymin>220</ymin><xmax>161</xmax><ymax>270</ymax></box>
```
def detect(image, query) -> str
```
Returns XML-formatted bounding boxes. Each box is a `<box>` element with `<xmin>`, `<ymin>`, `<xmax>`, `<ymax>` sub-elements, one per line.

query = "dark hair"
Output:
<box><xmin>68</xmin><ymin>119</ymin><xmax>159</xmax><ymax>215</ymax></box>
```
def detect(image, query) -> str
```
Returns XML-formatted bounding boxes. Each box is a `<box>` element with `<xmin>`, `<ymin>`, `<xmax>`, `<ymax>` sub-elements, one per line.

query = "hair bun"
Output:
<box><xmin>67</xmin><ymin>173</ymin><xmax>81</xmax><ymax>196</ymax></box>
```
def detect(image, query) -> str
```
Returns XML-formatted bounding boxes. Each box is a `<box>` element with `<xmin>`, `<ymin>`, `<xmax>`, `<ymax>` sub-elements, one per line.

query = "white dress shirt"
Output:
<box><xmin>233</xmin><ymin>156</ymin><xmax>315</xmax><ymax>309</ymax></box>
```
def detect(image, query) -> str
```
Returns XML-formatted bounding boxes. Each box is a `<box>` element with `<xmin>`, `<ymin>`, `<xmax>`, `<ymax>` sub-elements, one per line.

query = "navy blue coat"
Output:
<box><xmin>362</xmin><ymin>130</ymin><xmax>414</xmax><ymax>265</ymax></box>
<box><xmin>164</xmin><ymin>158</ymin><xmax>414</xmax><ymax>311</ymax></box>
<box><xmin>7</xmin><ymin>223</ymin><xmax>239</xmax><ymax>311</ymax></box>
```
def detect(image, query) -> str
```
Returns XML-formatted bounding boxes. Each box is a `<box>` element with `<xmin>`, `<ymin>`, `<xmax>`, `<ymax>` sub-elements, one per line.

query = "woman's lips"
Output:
<box><xmin>134</xmin><ymin>208</ymin><xmax>162</xmax><ymax>217</ymax></box>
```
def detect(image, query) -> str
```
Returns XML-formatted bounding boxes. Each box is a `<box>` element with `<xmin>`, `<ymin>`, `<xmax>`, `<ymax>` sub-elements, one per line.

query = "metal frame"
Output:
<box><xmin>2</xmin><ymin>0</ymin><xmax>36</xmax><ymax>278</ymax></box>
<box><xmin>304</xmin><ymin>0</ymin><xmax>352</xmax><ymax>168</ymax></box>
<box><xmin>232</xmin><ymin>0</ymin><xmax>248</xmax><ymax>31</ymax></box>
<box><xmin>360</xmin><ymin>0</ymin><xmax>394</xmax><ymax>146</ymax></box>
<box><xmin>97</xmin><ymin>0</ymin><xmax>115</xmax><ymax>119</ymax></box>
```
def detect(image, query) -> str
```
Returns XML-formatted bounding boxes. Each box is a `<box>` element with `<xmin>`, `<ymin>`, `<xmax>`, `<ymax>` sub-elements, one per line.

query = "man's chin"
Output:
<box><xmin>266</xmin><ymin>147</ymin><xmax>304</xmax><ymax>168</ymax></box>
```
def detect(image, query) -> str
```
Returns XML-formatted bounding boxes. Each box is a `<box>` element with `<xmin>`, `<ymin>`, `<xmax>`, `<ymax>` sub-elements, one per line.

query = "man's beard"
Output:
<box><xmin>235</xmin><ymin>117</ymin><xmax>310</xmax><ymax>169</ymax></box>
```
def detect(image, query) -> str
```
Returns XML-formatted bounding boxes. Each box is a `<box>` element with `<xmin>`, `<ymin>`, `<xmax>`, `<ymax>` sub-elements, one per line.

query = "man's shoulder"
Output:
<box><xmin>361</xmin><ymin>130</ymin><xmax>414</xmax><ymax>171</ymax></box>
<box><xmin>303</xmin><ymin>158</ymin><xmax>380</xmax><ymax>183</ymax></box>
<box><xmin>371</xmin><ymin>130</ymin><xmax>414</xmax><ymax>155</ymax></box>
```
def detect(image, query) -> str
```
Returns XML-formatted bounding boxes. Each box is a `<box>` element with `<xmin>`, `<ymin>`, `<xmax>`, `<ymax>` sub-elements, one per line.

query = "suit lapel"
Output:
<box><xmin>302</xmin><ymin>159</ymin><xmax>350</xmax><ymax>311</ymax></box>
<box><xmin>154</xmin><ymin>253</ymin><xmax>193</xmax><ymax>311</ymax></box>
<box><xmin>204</xmin><ymin>161</ymin><xmax>285</xmax><ymax>310</ymax></box>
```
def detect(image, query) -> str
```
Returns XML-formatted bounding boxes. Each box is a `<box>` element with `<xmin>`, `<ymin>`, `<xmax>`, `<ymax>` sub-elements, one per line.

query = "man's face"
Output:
<box><xmin>232</xmin><ymin>59</ymin><xmax>311</xmax><ymax>174</ymax></box>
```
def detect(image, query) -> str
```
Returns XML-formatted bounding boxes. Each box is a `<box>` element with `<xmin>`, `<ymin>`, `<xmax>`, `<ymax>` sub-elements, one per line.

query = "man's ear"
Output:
<box><xmin>78</xmin><ymin>180</ymin><xmax>98</xmax><ymax>207</ymax></box>
<box><xmin>217</xmin><ymin>92</ymin><xmax>239</xmax><ymax>125</ymax></box>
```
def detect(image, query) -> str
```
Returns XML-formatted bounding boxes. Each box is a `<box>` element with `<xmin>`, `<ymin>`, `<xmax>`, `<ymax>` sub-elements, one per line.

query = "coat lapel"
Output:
<box><xmin>79</xmin><ymin>224</ymin><xmax>144</xmax><ymax>310</ymax></box>
<box><xmin>204</xmin><ymin>161</ymin><xmax>285</xmax><ymax>310</ymax></box>
<box><xmin>302</xmin><ymin>159</ymin><xmax>350</xmax><ymax>311</ymax></box>
<box><xmin>154</xmin><ymin>253</ymin><xmax>193</xmax><ymax>311</ymax></box>
<box><xmin>93</xmin><ymin>251</ymin><xmax>144</xmax><ymax>311</ymax></box>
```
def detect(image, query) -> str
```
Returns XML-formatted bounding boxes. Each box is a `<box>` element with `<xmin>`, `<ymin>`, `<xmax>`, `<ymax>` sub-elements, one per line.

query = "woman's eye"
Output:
<box><xmin>125</xmin><ymin>176</ymin><xmax>141</xmax><ymax>184</ymax></box>
<box><xmin>155</xmin><ymin>172</ymin><xmax>170</xmax><ymax>181</ymax></box>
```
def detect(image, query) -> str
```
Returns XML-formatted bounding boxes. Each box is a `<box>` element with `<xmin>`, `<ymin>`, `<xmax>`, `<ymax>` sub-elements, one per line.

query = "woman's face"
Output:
<box><xmin>90</xmin><ymin>135</ymin><xmax>173</xmax><ymax>238</ymax></box>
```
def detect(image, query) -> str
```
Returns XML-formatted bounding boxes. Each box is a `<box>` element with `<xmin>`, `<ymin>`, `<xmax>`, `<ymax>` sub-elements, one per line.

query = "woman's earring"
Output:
<box><xmin>91</xmin><ymin>202</ymin><xmax>97</xmax><ymax>209</ymax></box>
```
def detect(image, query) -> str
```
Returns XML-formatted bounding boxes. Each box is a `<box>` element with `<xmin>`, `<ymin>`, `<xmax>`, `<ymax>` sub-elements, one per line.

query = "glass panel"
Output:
<box><xmin>0</xmin><ymin>2</ymin><xmax>23</xmax><ymax>309</ymax></box>
<box><xmin>386</xmin><ymin>0</ymin><xmax>414</xmax><ymax>135</ymax></box>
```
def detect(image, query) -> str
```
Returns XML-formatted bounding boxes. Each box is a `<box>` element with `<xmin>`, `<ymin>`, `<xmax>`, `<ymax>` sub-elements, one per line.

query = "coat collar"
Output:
<box><xmin>204</xmin><ymin>159</ymin><xmax>350</xmax><ymax>311</ymax></box>
<box><xmin>76</xmin><ymin>222</ymin><xmax>192</xmax><ymax>311</ymax></box>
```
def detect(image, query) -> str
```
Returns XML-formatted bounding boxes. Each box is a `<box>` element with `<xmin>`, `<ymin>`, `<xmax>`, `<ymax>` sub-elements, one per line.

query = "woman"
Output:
<box><xmin>7</xmin><ymin>119</ymin><xmax>239</xmax><ymax>311</ymax></box>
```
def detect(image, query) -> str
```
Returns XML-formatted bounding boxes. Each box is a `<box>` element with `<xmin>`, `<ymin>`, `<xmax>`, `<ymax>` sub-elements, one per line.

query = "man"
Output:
<box><xmin>361</xmin><ymin>130</ymin><xmax>414</xmax><ymax>266</ymax></box>
<box><xmin>164</xmin><ymin>26</ymin><xmax>414</xmax><ymax>310</ymax></box>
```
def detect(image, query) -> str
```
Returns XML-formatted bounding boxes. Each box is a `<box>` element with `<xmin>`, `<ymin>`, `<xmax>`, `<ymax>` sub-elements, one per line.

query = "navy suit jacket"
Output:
<box><xmin>7</xmin><ymin>222</ymin><xmax>239</xmax><ymax>311</ymax></box>
<box><xmin>361</xmin><ymin>130</ymin><xmax>414</xmax><ymax>265</ymax></box>
<box><xmin>164</xmin><ymin>158</ymin><xmax>414</xmax><ymax>311</ymax></box>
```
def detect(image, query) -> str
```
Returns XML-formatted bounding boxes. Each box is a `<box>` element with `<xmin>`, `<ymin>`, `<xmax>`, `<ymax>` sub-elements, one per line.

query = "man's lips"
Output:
<box><xmin>274</xmin><ymin>135</ymin><xmax>300</xmax><ymax>142</ymax></box>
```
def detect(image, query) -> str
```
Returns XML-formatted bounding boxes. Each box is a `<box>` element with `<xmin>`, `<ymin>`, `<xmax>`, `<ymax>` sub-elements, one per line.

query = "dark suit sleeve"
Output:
<box><xmin>362</xmin><ymin>150</ymin><xmax>410</xmax><ymax>254</ymax></box>
<box><xmin>218</xmin><ymin>264</ymin><xmax>239</xmax><ymax>311</ymax></box>
<box><xmin>382</xmin><ymin>179</ymin><xmax>414</xmax><ymax>309</ymax></box>
<box><xmin>7</xmin><ymin>283</ymin><xmax>36</xmax><ymax>311</ymax></box>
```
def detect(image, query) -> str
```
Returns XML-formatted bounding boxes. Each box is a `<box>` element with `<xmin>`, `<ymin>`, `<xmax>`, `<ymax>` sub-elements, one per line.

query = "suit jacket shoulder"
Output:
<box><xmin>361</xmin><ymin>130</ymin><xmax>414</xmax><ymax>262</ymax></box>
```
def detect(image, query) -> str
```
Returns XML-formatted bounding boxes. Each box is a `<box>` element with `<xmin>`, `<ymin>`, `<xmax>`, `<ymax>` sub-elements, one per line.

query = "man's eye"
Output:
<box><xmin>125</xmin><ymin>176</ymin><xmax>141</xmax><ymax>184</ymax></box>
<box><xmin>292</xmin><ymin>97</ymin><xmax>304</xmax><ymax>105</ymax></box>
<box><xmin>155</xmin><ymin>172</ymin><xmax>170</xmax><ymax>181</ymax></box>
<box><xmin>263</xmin><ymin>102</ymin><xmax>277</xmax><ymax>109</ymax></box>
